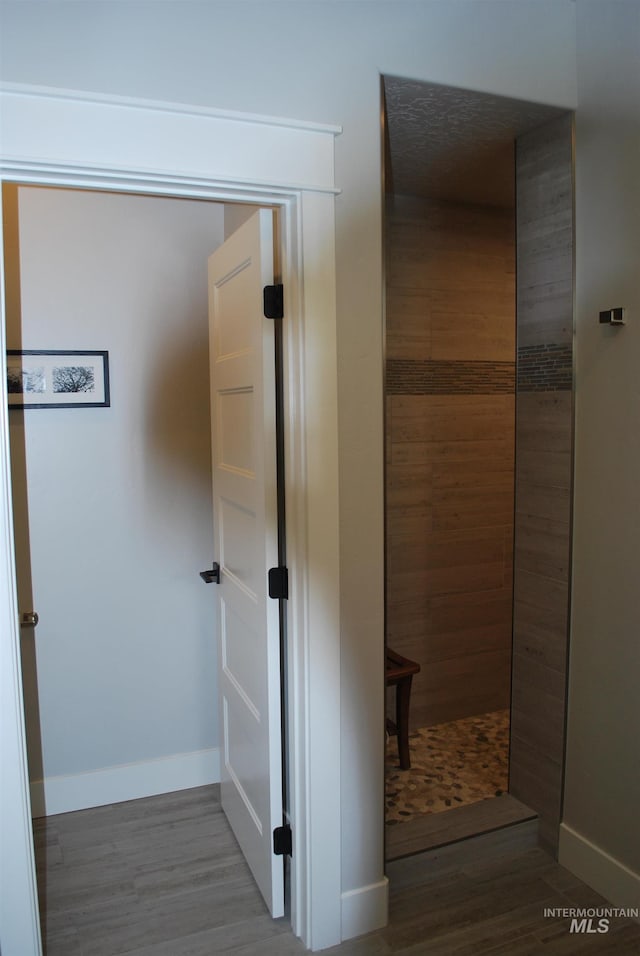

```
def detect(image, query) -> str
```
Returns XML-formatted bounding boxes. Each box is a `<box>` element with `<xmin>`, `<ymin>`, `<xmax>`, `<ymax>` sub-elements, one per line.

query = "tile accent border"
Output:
<box><xmin>387</xmin><ymin>359</ymin><xmax>515</xmax><ymax>395</ymax></box>
<box><xmin>517</xmin><ymin>344</ymin><xmax>573</xmax><ymax>391</ymax></box>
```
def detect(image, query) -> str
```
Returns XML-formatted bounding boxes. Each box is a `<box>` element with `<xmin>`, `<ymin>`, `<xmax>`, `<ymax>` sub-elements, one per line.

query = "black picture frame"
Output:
<box><xmin>6</xmin><ymin>350</ymin><xmax>110</xmax><ymax>409</ymax></box>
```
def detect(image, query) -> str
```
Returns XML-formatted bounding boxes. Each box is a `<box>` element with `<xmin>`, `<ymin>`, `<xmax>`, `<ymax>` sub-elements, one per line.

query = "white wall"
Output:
<box><xmin>561</xmin><ymin>0</ymin><xmax>640</xmax><ymax>905</ymax></box>
<box><xmin>6</xmin><ymin>187</ymin><xmax>224</xmax><ymax>812</ymax></box>
<box><xmin>0</xmin><ymin>0</ymin><xmax>578</xmax><ymax>906</ymax></box>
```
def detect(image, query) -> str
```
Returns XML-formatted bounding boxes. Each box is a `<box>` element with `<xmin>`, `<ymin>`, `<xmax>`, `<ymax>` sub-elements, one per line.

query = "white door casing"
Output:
<box><xmin>208</xmin><ymin>209</ymin><xmax>284</xmax><ymax>916</ymax></box>
<box><xmin>0</xmin><ymin>85</ymin><xmax>344</xmax><ymax>953</ymax></box>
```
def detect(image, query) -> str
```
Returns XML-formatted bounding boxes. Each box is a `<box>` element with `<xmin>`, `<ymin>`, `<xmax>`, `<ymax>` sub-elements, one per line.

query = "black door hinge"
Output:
<box><xmin>263</xmin><ymin>284</ymin><xmax>284</xmax><ymax>319</ymax></box>
<box><xmin>273</xmin><ymin>824</ymin><xmax>292</xmax><ymax>857</ymax></box>
<box><xmin>268</xmin><ymin>566</ymin><xmax>288</xmax><ymax>600</ymax></box>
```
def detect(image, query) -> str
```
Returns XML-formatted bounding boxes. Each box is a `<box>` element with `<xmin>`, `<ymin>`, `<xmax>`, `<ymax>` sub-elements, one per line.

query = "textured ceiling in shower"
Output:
<box><xmin>384</xmin><ymin>76</ymin><xmax>567</xmax><ymax>207</ymax></box>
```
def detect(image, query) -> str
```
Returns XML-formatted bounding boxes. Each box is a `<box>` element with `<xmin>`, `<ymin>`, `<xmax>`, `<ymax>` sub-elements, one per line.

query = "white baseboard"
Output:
<box><xmin>559</xmin><ymin>823</ymin><xmax>640</xmax><ymax>915</ymax></box>
<box><xmin>30</xmin><ymin>747</ymin><xmax>221</xmax><ymax>817</ymax></box>
<box><xmin>341</xmin><ymin>877</ymin><xmax>389</xmax><ymax>942</ymax></box>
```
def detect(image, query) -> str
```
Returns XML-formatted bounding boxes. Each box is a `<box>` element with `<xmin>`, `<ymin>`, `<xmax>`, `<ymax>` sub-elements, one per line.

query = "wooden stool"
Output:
<box><xmin>385</xmin><ymin>647</ymin><xmax>421</xmax><ymax>770</ymax></box>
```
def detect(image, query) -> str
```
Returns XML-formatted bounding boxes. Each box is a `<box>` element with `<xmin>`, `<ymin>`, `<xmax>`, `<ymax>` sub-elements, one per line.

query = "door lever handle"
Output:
<box><xmin>200</xmin><ymin>562</ymin><xmax>221</xmax><ymax>584</ymax></box>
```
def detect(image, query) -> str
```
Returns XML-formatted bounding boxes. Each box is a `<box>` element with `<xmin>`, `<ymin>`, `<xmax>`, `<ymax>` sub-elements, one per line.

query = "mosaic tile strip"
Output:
<box><xmin>517</xmin><ymin>343</ymin><xmax>572</xmax><ymax>392</ymax></box>
<box><xmin>386</xmin><ymin>359</ymin><xmax>515</xmax><ymax>395</ymax></box>
<box><xmin>385</xmin><ymin>709</ymin><xmax>509</xmax><ymax>824</ymax></box>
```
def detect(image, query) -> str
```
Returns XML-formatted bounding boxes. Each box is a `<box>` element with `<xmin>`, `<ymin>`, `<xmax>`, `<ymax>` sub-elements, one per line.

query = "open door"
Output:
<box><xmin>205</xmin><ymin>209</ymin><xmax>285</xmax><ymax>917</ymax></box>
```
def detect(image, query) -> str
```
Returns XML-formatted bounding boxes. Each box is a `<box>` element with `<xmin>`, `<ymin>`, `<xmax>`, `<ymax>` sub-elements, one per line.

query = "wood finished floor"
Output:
<box><xmin>385</xmin><ymin>794</ymin><xmax>537</xmax><ymax>862</ymax></box>
<box><xmin>35</xmin><ymin>785</ymin><xmax>640</xmax><ymax>955</ymax></box>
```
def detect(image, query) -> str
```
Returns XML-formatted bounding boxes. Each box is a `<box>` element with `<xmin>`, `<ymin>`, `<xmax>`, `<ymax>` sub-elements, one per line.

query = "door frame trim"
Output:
<box><xmin>0</xmin><ymin>84</ymin><xmax>343</xmax><ymax>953</ymax></box>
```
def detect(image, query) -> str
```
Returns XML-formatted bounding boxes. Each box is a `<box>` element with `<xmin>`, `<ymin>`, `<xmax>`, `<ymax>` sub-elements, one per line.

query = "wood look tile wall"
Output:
<box><xmin>385</xmin><ymin>115</ymin><xmax>573</xmax><ymax>852</ymax></box>
<box><xmin>511</xmin><ymin>114</ymin><xmax>574</xmax><ymax>853</ymax></box>
<box><xmin>385</xmin><ymin>195</ymin><xmax>516</xmax><ymax>730</ymax></box>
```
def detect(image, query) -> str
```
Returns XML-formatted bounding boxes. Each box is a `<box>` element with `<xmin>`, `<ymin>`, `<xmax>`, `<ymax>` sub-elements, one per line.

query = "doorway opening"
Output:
<box><xmin>382</xmin><ymin>77</ymin><xmax>575</xmax><ymax>861</ymax></box>
<box><xmin>0</xmin><ymin>86</ymin><xmax>344</xmax><ymax>954</ymax></box>
<box><xmin>2</xmin><ymin>183</ymin><xmax>291</xmax><ymax>951</ymax></box>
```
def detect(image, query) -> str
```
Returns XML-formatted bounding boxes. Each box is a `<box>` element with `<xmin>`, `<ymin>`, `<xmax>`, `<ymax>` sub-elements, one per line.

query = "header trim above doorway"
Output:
<box><xmin>0</xmin><ymin>83</ymin><xmax>341</xmax><ymax>197</ymax></box>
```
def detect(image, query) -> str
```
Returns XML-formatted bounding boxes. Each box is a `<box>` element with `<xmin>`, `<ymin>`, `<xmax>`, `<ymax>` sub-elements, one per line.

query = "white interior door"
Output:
<box><xmin>207</xmin><ymin>209</ymin><xmax>285</xmax><ymax>917</ymax></box>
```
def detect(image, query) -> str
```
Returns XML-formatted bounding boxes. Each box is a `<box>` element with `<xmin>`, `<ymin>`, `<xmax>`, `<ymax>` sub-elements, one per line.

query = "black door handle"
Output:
<box><xmin>200</xmin><ymin>562</ymin><xmax>221</xmax><ymax>584</ymax></box>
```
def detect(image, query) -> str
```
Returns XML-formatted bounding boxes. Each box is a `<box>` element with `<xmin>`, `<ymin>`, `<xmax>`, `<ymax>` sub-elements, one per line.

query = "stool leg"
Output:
<box><xmin>396</xmin><ymin>675</ymin><xmax>414</xmax><ymax>770</ymax></box>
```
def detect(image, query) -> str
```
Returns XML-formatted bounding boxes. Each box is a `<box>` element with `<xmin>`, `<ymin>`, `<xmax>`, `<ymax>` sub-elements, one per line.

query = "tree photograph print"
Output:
<box><xmin>6</xmin><ymin>351</ymin><xmax>110</xmax><ymax>408</ymax></box>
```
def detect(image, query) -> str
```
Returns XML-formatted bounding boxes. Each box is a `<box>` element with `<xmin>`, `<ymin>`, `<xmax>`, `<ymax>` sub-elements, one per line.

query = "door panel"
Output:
<box><xmin>207</xmin><ymin>209</ymin><xmax>284</xmax><ymax>917</ymax></box>
<box><xmin>218</xmin><ymin>388</ymin><xmax>255</xmax><ymax>473</ymax></box>
<box><xmin>221</xmin><ymin>601</ymin><xmax>261</xmax><ymax>708</ymax></box>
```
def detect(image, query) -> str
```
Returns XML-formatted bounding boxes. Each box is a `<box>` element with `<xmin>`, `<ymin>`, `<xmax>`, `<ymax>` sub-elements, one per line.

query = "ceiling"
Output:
<box><xmin>383</xmin><ymin>76</ymin><xmax>567</xmax><ymax>207</ymax></box>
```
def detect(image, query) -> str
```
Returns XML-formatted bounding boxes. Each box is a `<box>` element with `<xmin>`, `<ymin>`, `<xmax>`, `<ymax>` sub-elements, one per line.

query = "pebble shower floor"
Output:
<box><xmin>385</xmin><ymin>709</ymin><xmax>510</xmax><ymax>825</ymax></box>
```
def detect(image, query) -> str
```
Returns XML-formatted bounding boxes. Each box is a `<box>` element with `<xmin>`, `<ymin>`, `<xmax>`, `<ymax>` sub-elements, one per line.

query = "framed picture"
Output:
<box><xmin>6</xmin><ymin>350</ymin><xmax>110</xmax><ymax>409</ymax></box>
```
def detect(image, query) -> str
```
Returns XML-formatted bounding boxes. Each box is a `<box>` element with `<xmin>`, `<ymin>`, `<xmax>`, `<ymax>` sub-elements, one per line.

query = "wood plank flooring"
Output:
<box><xmin>34</xmin><ymin>786</ymin><xmax>293</xmax><ymax>956</ymax></box>
<box><xmin>385</xmin><ymin>795</ymin><xmax>537</xmax><ymax>862</ymax></box>
<box><xmin>34</xmin><ymin>786</ymin><xmax>640</xmax><ymax>955</ymax></box>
